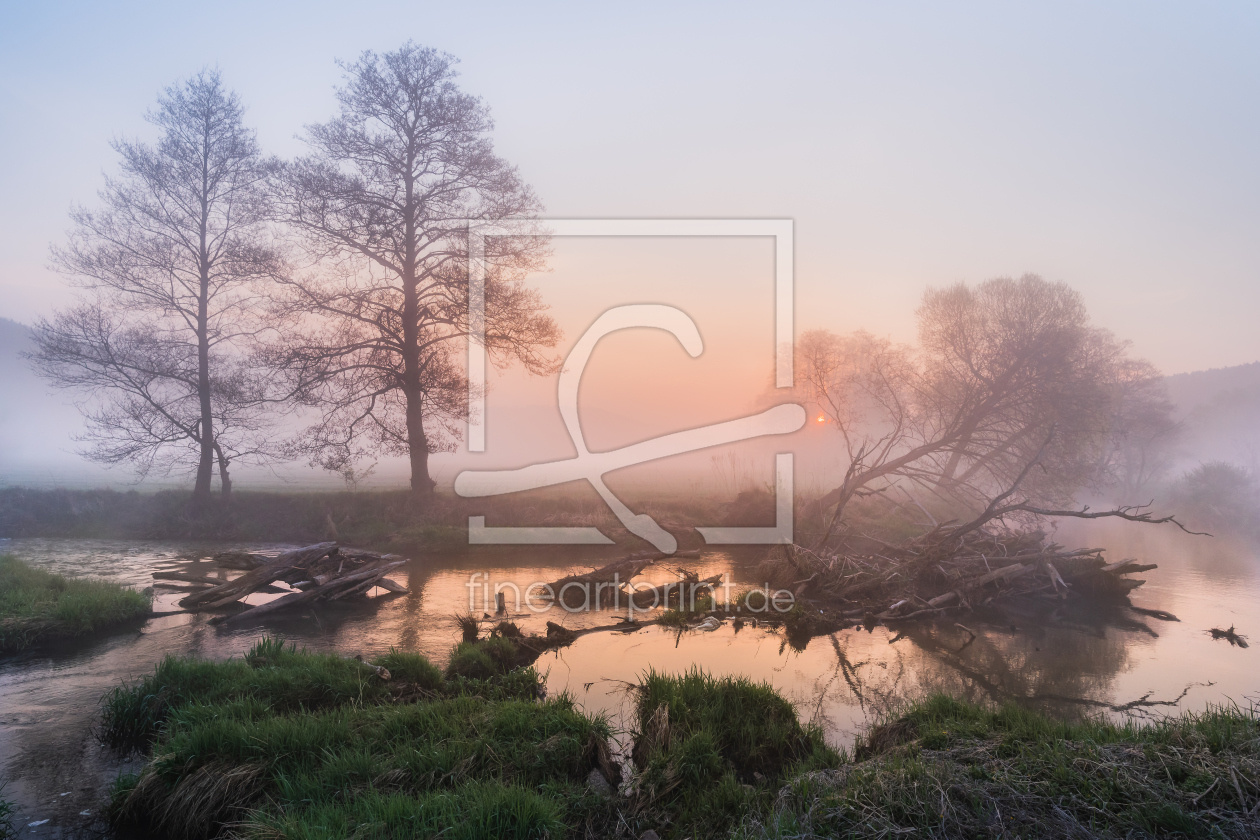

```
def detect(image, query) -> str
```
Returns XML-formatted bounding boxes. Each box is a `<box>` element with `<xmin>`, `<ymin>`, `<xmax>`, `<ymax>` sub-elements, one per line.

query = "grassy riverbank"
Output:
<box><xmin>104</xmin><ymin>637</ymin><xmax>834</xmax><ymax>840</ymax></box>
<box><xmin>101</xmin><ymin>634</ymin><xmax>1260</xmax><ymax>839</ymax></box>
<box><xmin>0</xmin><ymin>554</ymin><xmax>151</xmax><ymax>651</ymax></box>
<box><xmin>745</xmin><ymin>694</ymin><xmax>1260</xmax><ymax>839</ymax></box>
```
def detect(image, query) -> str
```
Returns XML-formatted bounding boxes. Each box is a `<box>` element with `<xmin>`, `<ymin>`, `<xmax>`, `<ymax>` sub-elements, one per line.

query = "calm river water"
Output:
<box><xmin>1</xmin><ymin>521</ymin><xmax>1257</xmax><ymax>837</ymax></box>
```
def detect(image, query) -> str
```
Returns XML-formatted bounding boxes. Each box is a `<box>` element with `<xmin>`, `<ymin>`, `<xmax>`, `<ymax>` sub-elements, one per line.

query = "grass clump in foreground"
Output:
<box><xmin>105</xmin><ymin>636</ymin><xmax>616</xmax><ymax>839</ymax></box>
<box><xmin>0</xmin><ymin>785</ymin><xmax>14</xmax><ymax>840</ymax></box>
<box><xmin>630</xmin><ymin>668</ymin><xmax>841</xmax><ymax>837</ymax></box>
<box><xmin>743</xmin><ymin>693</ymin><xmax>1260</xmax><ymax>839</ymax></box>
<box><xmin>108</xmin><ymin>639</ymin><xmax>1260</xmax><ymax>840</ymax></box>
<box><xmin>104</xmin><ymin>639</ymin><xmax>839</xmax><ymax>840</ymax></box>
<box><xmin>0</xmin><ymin>554</ymin><xmax>151</xmax><ymax>652</ymax></box>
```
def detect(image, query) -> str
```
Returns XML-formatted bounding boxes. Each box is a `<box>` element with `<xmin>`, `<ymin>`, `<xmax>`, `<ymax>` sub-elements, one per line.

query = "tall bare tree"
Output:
<box><xmin>28</xmin><ymin>71</ymin><xmax>281</xmax><ymax>505</ymax></box>
<box><xmin>274</xmin><ymin>43</ymin><xmax>558</xmax><ymax>496</ymax></box>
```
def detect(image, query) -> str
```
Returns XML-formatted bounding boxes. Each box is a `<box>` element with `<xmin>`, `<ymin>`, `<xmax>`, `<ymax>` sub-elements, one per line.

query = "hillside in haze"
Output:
<box><xmin>1166</xmin><ymin>362</ymin><xmax>1260</xmax><ymax>418</ymax></box>
<box><xmin>1165</xmin><ymin>361</ymin><xmax>1260</xmax><ymax>472</ymax></box>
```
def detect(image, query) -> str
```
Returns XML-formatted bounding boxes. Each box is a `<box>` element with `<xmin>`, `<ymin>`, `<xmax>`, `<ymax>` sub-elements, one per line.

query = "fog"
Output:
<box><xmin>8</xmin><ymin>12</ymin><xmax>1260</xmax><ymax>840</ymax></box>
<box><xmin>2</xmin><ymin>3</ymin><xmax>1259</xmax><ymax>506</ymax></box>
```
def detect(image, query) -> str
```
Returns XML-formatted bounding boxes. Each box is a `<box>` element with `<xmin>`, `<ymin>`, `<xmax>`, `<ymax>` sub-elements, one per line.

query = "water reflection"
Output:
<box><xmin>1</xmin><ymin>522</ymin><xmax>1257</xmax><ymax>832</ymax></box>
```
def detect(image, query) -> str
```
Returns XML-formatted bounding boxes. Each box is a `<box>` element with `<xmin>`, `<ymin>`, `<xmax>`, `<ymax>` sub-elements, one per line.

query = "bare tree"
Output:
<box><xmin>798</xmin><ymin>275</ymin><xmax>1159</xmax><ymax>540</ymax></box>
<box><xmin>273</xmin><ymin>43</ymin><xmax>558</xmax><ymax>497</ymax></box>
<box><xmin>795</xmin><ymin>329</ymin><xmax>945</xmax><ymax>529</ymax></box>
<box><xmin>915</xmin><ymin>276</ymin><xmax>1126</xmax><ymax>502</ymax></box>
<box><xmin>27</xmin><ymin>71</ymin><xmax>282</xmax><ymax>505</ymax></box>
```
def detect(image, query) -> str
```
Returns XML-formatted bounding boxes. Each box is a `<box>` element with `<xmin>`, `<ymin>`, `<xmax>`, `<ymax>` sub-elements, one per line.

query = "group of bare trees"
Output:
<box><xmin>28</xmin><ymin>45</ymin><xmax>1180</xmax><ymax>526</ymax></box>
<box><xmin>28</xmin><ymin>44</ymin><xmax>559</xmax><ymax>509</ymax></box>
<box><xmin>793</xmin><ymin>275</ymin><xmax>1181</xmax><ymax>539</ymax></box>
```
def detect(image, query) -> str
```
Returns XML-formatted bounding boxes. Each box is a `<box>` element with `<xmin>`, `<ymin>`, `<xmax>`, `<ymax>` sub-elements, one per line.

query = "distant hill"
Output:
<box><xmin>1163</xmin><ymin>360</ymin><xmax>1260</xmax><ymax>472</ymax></box>
<box><xmin>1165</xmin><ymin>361</ymin><xmax>1260</xmax><ymax>419</ymax></box>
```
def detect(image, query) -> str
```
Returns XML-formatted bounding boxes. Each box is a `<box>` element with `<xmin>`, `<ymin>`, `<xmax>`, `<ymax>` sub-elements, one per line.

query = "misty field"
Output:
<box><xmin>0</xmin><ymin>554</ymin><xmax>151</xmax><ymax>651</ymax></box>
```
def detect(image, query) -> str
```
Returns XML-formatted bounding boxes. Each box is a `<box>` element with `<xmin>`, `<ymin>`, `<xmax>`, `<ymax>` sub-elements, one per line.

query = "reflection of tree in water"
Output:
<box><xmin>392</xmin><ymin>563</ymin><xmax>430</xmax><ymax>652</ymax></box>
<box><xmin>898</xmin><ymin>599</ymin><xmax>1191</xmax><ymax>717</ymax></box>
<box><xmin>801</xmin><ymin>633</ymin><xmax>909</xmax><ymax>732</ymax></box>
<box><xmin>807</xmin><ymin>598</ymin><xmax>1194</xmax><ymax>723</ymax></box>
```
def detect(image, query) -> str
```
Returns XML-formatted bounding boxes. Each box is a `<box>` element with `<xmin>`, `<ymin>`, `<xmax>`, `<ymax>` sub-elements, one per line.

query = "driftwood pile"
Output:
<box><xmin>158</xmin><ymin>542</ymin><xmax>409</xmax><ymax>625</ymax></box>
<box><xmin>762</xmin><ymin>526</ymin><xmax>1157</xmax><ymax>623</ymax></box>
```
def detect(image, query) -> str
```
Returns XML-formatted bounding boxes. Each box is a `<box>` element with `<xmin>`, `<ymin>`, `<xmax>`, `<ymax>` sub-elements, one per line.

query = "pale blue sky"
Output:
<box><xmin>2</xmin><ymin>0</ymin><xmax>1258</xmax><ymax>374</ymax></box>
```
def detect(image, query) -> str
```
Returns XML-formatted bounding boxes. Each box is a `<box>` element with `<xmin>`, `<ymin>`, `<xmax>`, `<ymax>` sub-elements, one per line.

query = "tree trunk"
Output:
<box><xmin>936</xmin><ymin>424</ymin><xmax>975</xmax><ymax>486</ymax></box>
<box><xmin>191</xmin><ymin>130</ymin><xmax>215</xmax><ymax>507</ymax></box>
<box><xmin>406</xmin><ymin>392</ymin><xmax>434</xmax><ymax>496</ymax></box>
<box><xmin>214</xmin><ymin>441</ymin><xmax>233</xmax><ymax>500</ymax></box>
<box><xmin>399</xmin><ymin>156</ymin><xmax>433</xmax><ymax>499</ymax></box>
<box><xmin>191</xmin><ymin>277</ymin><xmax>215</xmax><ymax>503</ymax></box>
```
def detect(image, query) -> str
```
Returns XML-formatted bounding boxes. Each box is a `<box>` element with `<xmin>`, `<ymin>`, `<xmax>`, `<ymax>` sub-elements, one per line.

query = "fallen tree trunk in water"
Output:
<box><xmin>761</xmin><ymin>526</ymin><xmax>1162</xmax><ymax>628</ymax></box>
<box><xmin>176</xmin><ymin>543</ymin><xmax>410</xmax><ymax>622</ymax></box>
<box><xmin>152</xmin><ymin>570</ymin><xmax>231</xmax><ymax>586</ymax></box>
<box><xmin>540</xmin><ymin>550</ymin><xmax>701</xmax><ymax>609</ymax></box>
<box><xmin>630</xmin><ymin>572</ymin><xmax>724</xmax><ymax>608</ymax></box>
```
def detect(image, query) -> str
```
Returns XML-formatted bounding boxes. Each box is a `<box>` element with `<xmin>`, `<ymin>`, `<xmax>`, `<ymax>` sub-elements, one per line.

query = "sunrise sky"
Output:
<box><xmin>2</xmin><ymin>1</ymin><xmax>1258</xmax><ymax>487</ymax></box>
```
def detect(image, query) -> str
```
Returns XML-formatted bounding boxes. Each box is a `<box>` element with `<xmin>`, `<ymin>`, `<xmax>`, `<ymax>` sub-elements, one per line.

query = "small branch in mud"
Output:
<box><xmin>1126</xmin><ymin>605</ymin><xmax>1179</xmax><ymax>622</ymax></box>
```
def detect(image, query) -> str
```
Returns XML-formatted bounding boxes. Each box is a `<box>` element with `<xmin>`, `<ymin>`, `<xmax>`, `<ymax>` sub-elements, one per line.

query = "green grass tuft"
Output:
<box><xmin>105</xmin><ymin>639</ymin><xmax>612</xmax><ymax>840</ymax></box>
<box><xmin>0</xmin><ymin>783</ymin><xmax>15</xmax><ymax>840</ymax></box>
<box><xmin>101</xmin><ymin>636</ymin><xmax>465</xmax><ymax>750</ymax></box>
<box><xmin>0</xmin><ymin>554</ymin><xmax>151</xmax><ymax>651</ymax></box>
<box><xmin>445</xmin><ymin>635</ymin><xmax>530</xmax><ymax>680</ymax></box>
<box><xmin>245</xmin><ymin>781</ymin><xmax>567</xmax><ymax>840</ymax></box>
<box><xmin>455</xmin><ymin>611</ymin><xmax>480</xmax><ymax>642</ymax></box>
<box><xmin>375</xmin><ymin>647</ymin><xmax>445</xmax><ymax>690</ymax></box>
<box><xmin>631</xmin><ymin>667</ymin><xmax>840</xmax><ymax>835</ymax></box>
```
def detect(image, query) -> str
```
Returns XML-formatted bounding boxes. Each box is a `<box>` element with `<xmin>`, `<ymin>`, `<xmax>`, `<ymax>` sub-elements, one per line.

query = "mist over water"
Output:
<box><xmin>3</xmin><ymin>519</ymin><xmax>1255</xmax><ymax>829</ymax></box>
<box><xmin>2</xmin><ymin>7</ymin><xmax>1260</xmax><ymax>837</ymax></box>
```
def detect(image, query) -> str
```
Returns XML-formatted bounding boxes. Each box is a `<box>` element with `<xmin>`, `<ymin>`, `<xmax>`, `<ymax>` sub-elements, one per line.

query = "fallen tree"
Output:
<box><xmin>763</xmin><ymin>527</ymin><xmax>1158</xmax><ymax>625</ymax></box>
<box><xmin>539</xmin><ymin>549</ymin><xmax>701</xmax><ymax>609</ymax></box>
<box><xmin>767</xmin><ymin>422</ymin><xmax>1204</xmax><ymax>635</ymax></box>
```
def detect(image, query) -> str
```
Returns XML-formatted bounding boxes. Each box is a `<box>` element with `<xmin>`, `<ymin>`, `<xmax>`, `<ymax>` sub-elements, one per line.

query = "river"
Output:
<box><xmin>1</xmin><ymin>521</ymin><xmax>1257</xmax><ymax>837</ymax></box>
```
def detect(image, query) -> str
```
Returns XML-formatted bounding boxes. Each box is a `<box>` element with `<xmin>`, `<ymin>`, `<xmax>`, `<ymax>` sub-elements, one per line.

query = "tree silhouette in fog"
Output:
<box><xmin>795</xmin><ymin>275</ymin><xmax>1179</xmax><ymax>538</ymax></box>
<box><xmin>272</xmin><ymin>43</ymin><xmax>559</xmax><ymax>498</ymax></box>
<box><xmin>28</xmin><ymin>71</ymin><xmax>283</xmax><ymax>506</ymax></box>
